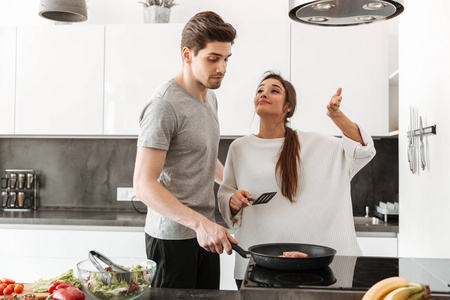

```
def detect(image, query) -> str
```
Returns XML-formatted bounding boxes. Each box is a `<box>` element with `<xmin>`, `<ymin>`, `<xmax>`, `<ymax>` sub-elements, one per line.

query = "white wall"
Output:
<box><xmin>0</xmin><ymin>0</ymin><xmax>289</xmax><ymax>25</ymax></box>
<box><xmin>398</xmin><ymin>0</ymin><xmax>450</xmax><ymax>258</ymax></box>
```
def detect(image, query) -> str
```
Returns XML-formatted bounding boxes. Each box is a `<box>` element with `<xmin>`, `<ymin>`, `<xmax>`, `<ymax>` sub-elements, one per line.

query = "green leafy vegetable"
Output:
<box><xmin>32</xmin><ymin>269</ymin><xmax>81</xmax><ymax>293</ymax></box>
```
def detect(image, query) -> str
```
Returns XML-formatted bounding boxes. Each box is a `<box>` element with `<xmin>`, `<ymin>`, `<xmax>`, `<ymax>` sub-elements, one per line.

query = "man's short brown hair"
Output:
<box><xmin>181</xmin><ymin>11</ymin><xmax>237</xmax><ymax>55</ymax></box>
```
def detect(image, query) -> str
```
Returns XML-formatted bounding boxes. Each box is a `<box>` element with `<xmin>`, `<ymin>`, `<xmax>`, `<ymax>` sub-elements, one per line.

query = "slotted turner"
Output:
<box><xmin>88</xmin><ymin>250</ymin><xmax>131</xmax><ymax>288</ymax></box>
<box><xmin>249</xmin><ymin>192</ymin><xmax>277</xmax><ymax>205</ymax></box>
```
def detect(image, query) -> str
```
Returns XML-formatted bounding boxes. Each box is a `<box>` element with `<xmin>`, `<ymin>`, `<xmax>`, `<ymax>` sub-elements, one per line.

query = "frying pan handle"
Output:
<box><xmin>231</xmin><ymin>243</ymin><xmax>251</xmax><ymax>259</ymax></box>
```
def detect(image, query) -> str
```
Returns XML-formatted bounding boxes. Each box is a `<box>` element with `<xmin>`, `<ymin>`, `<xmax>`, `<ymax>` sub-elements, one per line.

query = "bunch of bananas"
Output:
<box><xmin>362</xmin><ymin>276</ymin><xmax>431</xmax><ymax>300</ymax></box>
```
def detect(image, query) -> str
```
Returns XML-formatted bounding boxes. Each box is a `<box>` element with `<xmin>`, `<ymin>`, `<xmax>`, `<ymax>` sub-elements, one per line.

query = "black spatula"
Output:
<box><xmin>249</xmin><ymin>192</ymin><xmax>277</xmax><ymax>205</ymax></box>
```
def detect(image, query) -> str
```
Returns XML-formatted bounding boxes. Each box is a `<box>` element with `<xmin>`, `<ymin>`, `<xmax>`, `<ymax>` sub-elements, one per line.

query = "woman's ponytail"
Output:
<box><xmin>276</xmin><ymin>126</ymin><xmax>300</xmax><ymax>203</ymax></box>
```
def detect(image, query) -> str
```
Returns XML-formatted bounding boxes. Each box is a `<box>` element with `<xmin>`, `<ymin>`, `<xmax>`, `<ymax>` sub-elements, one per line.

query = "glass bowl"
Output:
<box><xmin>77</xmin><ymin>257</ymin><xmax>156</xmax><ymax>300</ymax></box>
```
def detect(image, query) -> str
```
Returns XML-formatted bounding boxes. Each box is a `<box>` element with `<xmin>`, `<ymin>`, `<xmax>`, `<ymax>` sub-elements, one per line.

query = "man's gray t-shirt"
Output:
<box><xmin>137</xmin><ymin>79</ymin><xmax>220</xmax><ymax>240</ymax></box>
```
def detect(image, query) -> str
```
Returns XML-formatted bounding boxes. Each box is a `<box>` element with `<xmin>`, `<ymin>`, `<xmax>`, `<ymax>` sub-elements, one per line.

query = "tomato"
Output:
<box><xmin>0</xmin><ymin>283</ymin><xmax>7</xmax><ymax>291</ymax></box>
<box><xmin>6</xmin><ymin>284</ymin><xmax>15</xmax><ymax>290</ymax></box>
<box><xmin>3</xmin><ymin>287</ymin><xmax>13</xmax><ymax>295</ymax></box>
<box><xmin>1</xmin><ymin>278</ymin><xmax>15</xmax><ymax>285</ymax></box>
<box><xmin>14</xmin><ymin>284</ymin><xmax>24</xmax><ymax>294</ymax></box>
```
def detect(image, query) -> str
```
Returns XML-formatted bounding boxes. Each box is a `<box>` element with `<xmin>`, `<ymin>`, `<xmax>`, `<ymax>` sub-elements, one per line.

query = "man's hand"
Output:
<box><xmin>195</xmin><ymin>220</ymin><xmax>238</xmax><ymax>255</ymax></box>
<box><xmin>229</xmin><ymin>190</ymin><xmax>252</xmax><ymax>216</ymax></box>
<box><xmin>326</xmin><ymin>87</ymin><xmax>343</xmax><ymax>118</ymax></box>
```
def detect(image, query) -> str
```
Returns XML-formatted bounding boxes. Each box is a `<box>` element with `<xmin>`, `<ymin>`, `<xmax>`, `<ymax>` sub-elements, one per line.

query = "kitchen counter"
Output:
<box><xmin>0</xmin><ymin>209</ymin><xmax>146</xmax><ymax>227</ymax></box>
<box><xmin>0</xmin><ymin>209</ymin><xmax>398</xmax><ymax>233</ymax></box>
<box><xmin>82</xmin><ymin>287</ymin><xmax>450</xmax><ymax>300</ymax></box>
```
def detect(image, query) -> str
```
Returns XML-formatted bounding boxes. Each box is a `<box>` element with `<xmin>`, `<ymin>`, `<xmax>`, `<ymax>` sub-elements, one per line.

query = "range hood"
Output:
<box><xmin>289</xmin><ymin>0</ymin><xmax>404</xmax><ymax>26</ymax></box>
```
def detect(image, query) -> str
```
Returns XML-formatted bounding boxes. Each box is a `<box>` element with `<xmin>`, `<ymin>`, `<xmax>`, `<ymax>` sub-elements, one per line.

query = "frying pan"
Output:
<box><xmin>232</xmin><ymin>243</ymin><xmax>336</xmax><ymax>271</ymax></box>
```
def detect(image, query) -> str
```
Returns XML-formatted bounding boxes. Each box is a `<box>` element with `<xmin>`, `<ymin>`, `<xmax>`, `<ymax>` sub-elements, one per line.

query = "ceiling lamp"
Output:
<box><xmin>289</xmin><ymin>0</ymin><xmax>404</xmax><ymax>26</ymax></box>
<box><xmin>39</xmin><ymin>0</ymin><xmax>88</xmax><ymax>22</ymax></box>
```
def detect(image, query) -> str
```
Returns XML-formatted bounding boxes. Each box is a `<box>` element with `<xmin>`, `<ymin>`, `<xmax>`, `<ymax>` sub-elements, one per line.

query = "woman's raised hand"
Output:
<box><xmin>326</xmin><ymin>87</ymin><xmax>343</xmax><ymax>118</ymax></box>
<box><xmin>229</xmin><ymin>190</ymin><xmax>252</xmax><ymax>216</ymax></box>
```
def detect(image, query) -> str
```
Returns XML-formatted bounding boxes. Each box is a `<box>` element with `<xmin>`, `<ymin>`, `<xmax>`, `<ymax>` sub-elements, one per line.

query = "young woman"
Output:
<box><xmin>218</xmin><ymin>72</ymin><xmax>376</xmax><ymax>286</ymax></box>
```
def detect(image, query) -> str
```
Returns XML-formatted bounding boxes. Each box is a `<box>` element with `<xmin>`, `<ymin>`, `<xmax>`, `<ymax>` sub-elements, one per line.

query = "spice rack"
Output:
<box><xmin>1</xmin><ymin>169</ymin><xmax>39</xmax><ymax>211</ymax></box>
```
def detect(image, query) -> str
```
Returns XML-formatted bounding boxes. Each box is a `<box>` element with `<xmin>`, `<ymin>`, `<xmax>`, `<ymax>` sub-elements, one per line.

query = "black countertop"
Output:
<box><xmin>83</xmin><ymin>287</ymin><xmax>450</xmax><ymax>300</ymax></box>
<box><xmin>0</xmin><ymin>209</ymin><xmax>398</xmax><ymax>233</ymax></box>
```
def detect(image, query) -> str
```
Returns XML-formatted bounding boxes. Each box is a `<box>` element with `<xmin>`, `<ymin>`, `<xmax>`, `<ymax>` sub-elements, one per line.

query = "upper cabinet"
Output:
<box><xmin>3</xmin><ymin>22</ymin><xmax>396</xmax><ymax>137</ymax></box>
<box><xmin>214</xmin><ymin>22</ymin><xmax>291</xmax><ymax>136</ymax></box>
<box><xmin>0</xmin><ymin>27</ymin><xmax>16</xmax><ymax>135</ymax></box>
<box><xmin>104</xmin><ymin>24</ymin><xmax>184</xmax><ymax>135</ymax></box>
<box><xmin>15</xmin><ymin>25</ymin><xmax>104</xmax><ymax>135</ymax></box>
<box><xmin>290</xmin><ymin>22</ymin><xmax>393</xmax><ymax>137</ymax></box>
<box><xmin>104</xmin><ymin>22</ymin><xmax>290</xmax><ymax>137</ymax></box>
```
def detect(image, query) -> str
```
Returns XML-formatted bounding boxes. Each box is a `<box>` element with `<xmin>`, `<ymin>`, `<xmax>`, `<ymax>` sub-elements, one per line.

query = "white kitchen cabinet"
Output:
<box><xmin>215</xmin><ymin>22</ymin><xmax>291</xmax><ymax>136</ymax></box>
<box><xmin>0</xmin><ymin>27</ymin><xmax>16</xmax><ymax>135</ymax></box>
<box><xmin>290</xmin><ymin>21</ymin><xmax>392</xmax><ymax>137</ymax></box>
<box><xmin>388</xmin><ymin>70</ymin><xmax>399</xmax><ymax>135</ymax></box>
<box><xmin>104</xmin><ymin>22</ymin><xmax>290</xmax><ymax>137</ymax></box>
<box><xmin>1</xmin><ymin>225</ymin><xmax>146</xmax><ymax>283</ymax></box>
<box><xmin>357</xmin><ymin>233</ymin><xmax>398</xmax><ymax>257</ymax></box>
<box><xmin>104</xmin><ymin>24</ymin><xmax>184</xmax><ymax>135</ymax></box>
<box><xmin>15</xmin><ymin>25</ymin><xmax>104</xmax><ymax>135</ymax></box>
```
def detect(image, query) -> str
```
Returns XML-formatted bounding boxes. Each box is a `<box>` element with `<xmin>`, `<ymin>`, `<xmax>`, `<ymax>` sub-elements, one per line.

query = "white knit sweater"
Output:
<box><xmin>218</xmin><ymin>127</ymin><xmax>376</xmax><ymax>279</ymax></box>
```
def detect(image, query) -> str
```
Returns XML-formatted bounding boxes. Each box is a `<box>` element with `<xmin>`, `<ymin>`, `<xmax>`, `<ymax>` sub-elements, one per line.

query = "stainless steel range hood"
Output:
<box><xmin>289</xmin><ymin>0</ymin><xmax>404</xmax><ymax>26</ymax></box>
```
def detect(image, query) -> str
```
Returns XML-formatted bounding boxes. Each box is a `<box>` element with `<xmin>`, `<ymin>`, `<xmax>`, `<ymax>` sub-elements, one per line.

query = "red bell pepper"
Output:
<box><xmin>55</xmin><ymin>283</ymin><xmax>78</xmax><ymax>290</ymax></box>
<box><xmin>53</xmin><ymin>289</ymin><xmax>76</xmax><ymax>300</ymax></box>
<box><xmin>65</xmin><ymin>287</ymin><xmax>85</xmax><ymax>300</ymax></box>
<box><xmin>48</xmin><ymin>281</ymin><xmax>65</xmax><ymax>294</ymax></box>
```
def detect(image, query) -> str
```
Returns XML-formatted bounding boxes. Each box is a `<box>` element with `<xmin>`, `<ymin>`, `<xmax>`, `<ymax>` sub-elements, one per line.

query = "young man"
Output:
<box><xmin>133</xmin><ymin>11</ymin><xmax>238</xmax><ymax>289</ymax></box>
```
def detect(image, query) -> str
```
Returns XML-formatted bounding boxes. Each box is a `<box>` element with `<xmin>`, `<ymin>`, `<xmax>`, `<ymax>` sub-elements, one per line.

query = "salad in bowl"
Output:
<box><xmin>77</xmin><ymin>258</ymin><xmax>156</xmax><ymax>300</ymax></box>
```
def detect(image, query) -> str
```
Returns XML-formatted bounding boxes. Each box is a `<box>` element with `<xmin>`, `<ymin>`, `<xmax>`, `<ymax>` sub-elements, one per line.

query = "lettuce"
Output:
<box><xmin>32</xmin><ymin>269</ymin><xmax>81</xmax><ymax>293</ymax></box>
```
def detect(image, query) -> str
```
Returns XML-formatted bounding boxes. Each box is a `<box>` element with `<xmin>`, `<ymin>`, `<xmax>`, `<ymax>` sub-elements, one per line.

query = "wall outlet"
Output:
<box><xmin>117</xmin><ymin>187</ymin><xmax>138</xmax><ymax>201</ymax></box>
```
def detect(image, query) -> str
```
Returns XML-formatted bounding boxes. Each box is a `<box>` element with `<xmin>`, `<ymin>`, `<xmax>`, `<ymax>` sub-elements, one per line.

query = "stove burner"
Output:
<box><xmin>352</xmin><ymin>271</ymin><xmax>399</xmax><ymax>287</ymax></box>
<box><xmin>356</xmin><ymin>261</ymin><xmax>398</xmax><ymax>271</ymax></box>
<box><xmin>275</xmin><ymin>273</ymin><xmax>324</xmax><ymax>285</ymax></box>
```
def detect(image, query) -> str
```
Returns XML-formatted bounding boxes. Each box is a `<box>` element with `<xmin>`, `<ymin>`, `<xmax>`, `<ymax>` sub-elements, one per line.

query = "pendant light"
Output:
<box><xmin>39</xmin><ymin>0</ymin><xmax>88</xmax><ymax>23</ymax></box>
<box><xmin>289</xmin><ymin>0</ymin><xmax>404</xmax><ymax>26</ymax></box>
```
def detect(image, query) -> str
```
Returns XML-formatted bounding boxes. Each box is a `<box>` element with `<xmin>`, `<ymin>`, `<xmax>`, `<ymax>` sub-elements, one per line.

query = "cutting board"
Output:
<box><xmin>17</xmin><ymin>283</ymin><xmax>49</xmax><ymax>299</ymax></box>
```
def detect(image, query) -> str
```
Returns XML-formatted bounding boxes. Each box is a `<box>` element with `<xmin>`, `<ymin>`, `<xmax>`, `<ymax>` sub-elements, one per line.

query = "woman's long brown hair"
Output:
<box><xmin>259</xmin><ymin>72</ymin><xmax>300</xmax><ymax>203</ymax></box>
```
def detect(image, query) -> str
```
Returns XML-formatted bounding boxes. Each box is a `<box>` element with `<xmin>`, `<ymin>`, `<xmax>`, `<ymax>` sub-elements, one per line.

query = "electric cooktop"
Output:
<box><xmin>242</xmin><ymin>255</ymin><xmax>450</xmax><ymax>295</ymax></box>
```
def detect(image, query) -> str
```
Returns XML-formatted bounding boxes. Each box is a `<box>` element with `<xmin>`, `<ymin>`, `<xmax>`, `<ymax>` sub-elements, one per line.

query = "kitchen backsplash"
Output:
<box><xmin>0</xmin><ymin>137</ymin><xmax>397</xmax><ymax>215</ymax></box>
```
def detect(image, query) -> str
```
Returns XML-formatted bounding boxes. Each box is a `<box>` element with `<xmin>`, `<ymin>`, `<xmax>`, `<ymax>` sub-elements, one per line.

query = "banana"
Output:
<box><xmin>382</xmin><ymin>284</ymin><xmax>424</xmax><ymax>300</ymax></box>
<box><xmin>362</xmin><ymin>277</ymin><xmax>411</xmax><ymax>300</ymax></box>
<box><xmin>405</xmin><ymin>290</ymin><xmax>428</xmax><ymax>300</ymax></box>
<box><xmin>406</xmin><ymin>284</ymin><xmax>431</xmax><ymax>300</ymax></box>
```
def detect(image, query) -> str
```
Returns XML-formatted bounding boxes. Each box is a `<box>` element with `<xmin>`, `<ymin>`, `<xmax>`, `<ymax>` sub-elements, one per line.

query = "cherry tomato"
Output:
<box><xmin>6</xmin><ymin>284</ymin><xmax>15</xmax><ymax>290</ymax></box>
<box><xmin>0</xmin><ymin>289</ymin><xmax>3</xmax><ymax>296</ymax></box>
<box><xmin>3</xmin><ymin>287</ymin><xmax>14</xmax><ymax>295</ymax></box>
<box><xmin>0</xmin><ymin>283</ymin><xmax>7</xmax><ymax>291</ymax></box>
<box><xmin>1</xmin><ymin>278</ymin><xmax>15</xmax><ymax>285</ymax></box>
<box><xmin>14</xmin><ymin>284</ymin><xmax>24</xmax><ymax>294</ymax></box>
